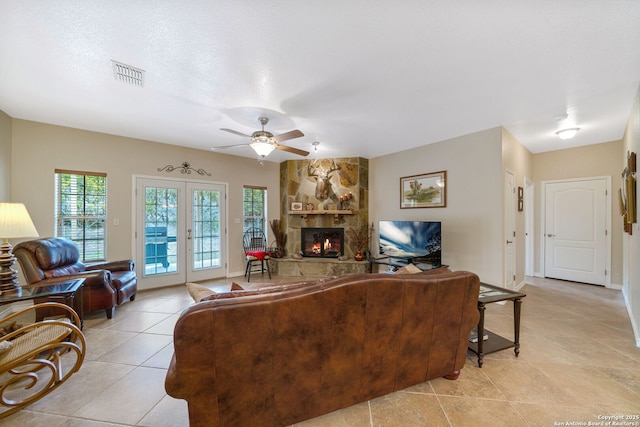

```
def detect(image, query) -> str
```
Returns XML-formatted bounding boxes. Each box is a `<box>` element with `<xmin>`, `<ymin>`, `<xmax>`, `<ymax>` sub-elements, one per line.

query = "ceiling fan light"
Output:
<box><xmin>555</xmin><ymin>127</ymin><xmax>580</xmax><ymax>140</ymax></box>
<box><xmin>250</xmin><ymin>141</ymin><xmax>276</xmax><ymax>157</ymax></box>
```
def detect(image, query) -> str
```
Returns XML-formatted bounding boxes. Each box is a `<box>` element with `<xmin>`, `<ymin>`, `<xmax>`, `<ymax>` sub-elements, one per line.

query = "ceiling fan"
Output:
<box><xmin>218</xmin><ymin>116</ymin><xmax>309</xmax><ymax>158</ymax></box>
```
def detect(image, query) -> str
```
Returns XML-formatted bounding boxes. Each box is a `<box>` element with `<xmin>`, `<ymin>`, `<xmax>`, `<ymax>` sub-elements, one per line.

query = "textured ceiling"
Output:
<box><xmin>1</xmin><ymin>1</ymin><xmax>639</xmax><ymax>163</ymax></box>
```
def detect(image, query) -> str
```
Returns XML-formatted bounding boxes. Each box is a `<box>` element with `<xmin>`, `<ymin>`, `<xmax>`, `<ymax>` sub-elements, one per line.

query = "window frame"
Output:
<box><xmin>55</xmin><ymin>169</ymin><xmax>107</xmax><ymax>262</ymax></box>
<box><xmin>242</xmin><ymin>186</ymin><xmax>267</xmax><ymax>233</ymax></box>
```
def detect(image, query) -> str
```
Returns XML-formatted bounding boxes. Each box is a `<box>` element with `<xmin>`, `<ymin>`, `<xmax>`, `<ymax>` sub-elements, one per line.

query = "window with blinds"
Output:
<box><xmin>243</xmin><ymin>186</ymin><xmax>267</xmax><ymax>233</ymax></box>
<box><xmin>55</xmin><ymin>170</ymin><xmax>107</xmax><ymax>262</ymax></box>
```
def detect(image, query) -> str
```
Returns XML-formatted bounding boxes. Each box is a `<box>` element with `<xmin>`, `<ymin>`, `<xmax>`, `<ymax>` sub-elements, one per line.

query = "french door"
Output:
<box><xmin>135</xmin><ymin>177</ymin><xmax>227</xmax><ymax>289</ymax></box>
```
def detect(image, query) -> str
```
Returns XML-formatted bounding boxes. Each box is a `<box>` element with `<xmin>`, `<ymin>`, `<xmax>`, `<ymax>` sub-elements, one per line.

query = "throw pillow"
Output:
<box><xmin>394</xmin><ymin>263</ymin><xmax>422</xmax><ymax>274</ymax></box>
<box><xmin>186</xmin><ymin>282</ymin><xmax>216</xmax><ymax>303</ymax></box>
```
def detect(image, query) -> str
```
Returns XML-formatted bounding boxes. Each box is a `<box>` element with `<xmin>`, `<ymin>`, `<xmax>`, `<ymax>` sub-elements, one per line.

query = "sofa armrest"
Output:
<box><xmin>42</xmin><ymin>269</ymin><xmax>112</xmax><ymax>290</ymax></box>
<box><xmin>86</xmin><ymin>260</ymin><xmax>135</xmax><ymax>272</ymax></box>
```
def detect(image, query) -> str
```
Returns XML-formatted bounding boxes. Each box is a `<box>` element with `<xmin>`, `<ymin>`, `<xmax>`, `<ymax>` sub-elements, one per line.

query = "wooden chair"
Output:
<box><xmin>243</xmin><ymin>227</ymin><xmax>271</xmax><ymax>282</ymax></box>
<box><xmin>0</xmin><ymin>302</ymin><xmax>86</xmax><ymax>418</ymax></box>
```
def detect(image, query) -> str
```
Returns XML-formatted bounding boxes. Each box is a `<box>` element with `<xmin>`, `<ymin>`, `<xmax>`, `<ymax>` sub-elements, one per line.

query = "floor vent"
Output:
<box><xmin>112</xmin><ymin>60</ymin><xmax>145</xmax><ymax>87</ymax></box>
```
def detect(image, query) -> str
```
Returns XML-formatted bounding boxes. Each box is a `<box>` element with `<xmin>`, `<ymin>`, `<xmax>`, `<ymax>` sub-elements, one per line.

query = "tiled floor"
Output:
<box><xmin>1</xmin><ymin>275</ymin><xmax>639</xmax><ymax>426</ymax></box>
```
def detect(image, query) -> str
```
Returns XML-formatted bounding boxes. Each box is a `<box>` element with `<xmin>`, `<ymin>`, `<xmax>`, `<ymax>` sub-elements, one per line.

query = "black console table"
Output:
<box><xmin>368</xmin><ymin>256</ymin><xmax>446</xmax><ymax>273</ymax></box>
<box><xmin>468</xmin><ymin>282</ymin><xmax>526</xmax><ymax>368</ymax></box>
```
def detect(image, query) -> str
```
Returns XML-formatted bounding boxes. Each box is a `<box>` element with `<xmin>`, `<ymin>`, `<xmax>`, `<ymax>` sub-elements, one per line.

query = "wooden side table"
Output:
<box><xmin>468</xmin><ymin>282</ymin><xmax>526</xmax><ymax>368</ymax></box>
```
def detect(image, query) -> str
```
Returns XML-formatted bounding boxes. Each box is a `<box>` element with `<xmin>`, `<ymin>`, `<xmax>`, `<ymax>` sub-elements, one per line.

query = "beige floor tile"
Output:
<box><xmin>293</xmin><ymin>400</ymin><xmax>371</xmax><ymax>427</ymax></box>
<box><xmin>370</xmin><ymin>392</ymin><xmax>450</xmax><ymax>426</ymax></box>
<box><xmin>142</xmin><ymin>342</ymin><xmax>175</xmax><ymax>369</ymax></box>
<box><xmin>137</xmin><ymin>395</ymin><xmax>189</xmax><ymax>427</ymax></box>
<box><xmin>511</xmin><ymin>402</ymin><xmax>599</xmax><ymax>427</ymax></box>
<box><xmin>83</xmin><ymin>329</ymin><xmax>139</xmax><ymax>360</ymax></box>
<box><xmin>438</xmin><ymin>395</ymin><xmax>528</xmax><ymax>426</ymax></box>
<box><xmin>0</xmin><ymin>410</ymin><xmax>68</xmax><ymax>427</ymax></box>
<box><xmin>480</xmin><ymin>360</ymin><xmax>578</xmax><ymax>406</ymax></box>
<box><xmin>427</xmin><ymin>360</ymin><xmax>507</xmax><ymax>400</ymax></box>
<box><xmin>141</xmin><ymin>298</ymin><xmax>191</xmax><ymax>314</ymax></box>
<box><xmin>536</xmin><ymin>363</ymin><xmax>640</xmax><ymax>412</ymax></box>
<box><xmin>27</xmin><ymin>360</ymin><xmax>136</xmax><ymax>415</ymax></box>
<box><xmin>105</xmin><ymin>311</ymin><xmax>173</xmax><ymax>333</ymax></box>
<box><xmin>97</xmin><ymin>332</ymin><xmax>173</xmax><ymax>365</ymax></box>
<box><xmin>73</xmin><ymin>366</ymin><xmax>168</xmax><ymax>425</ymax></box>
<box><xmin>143</xmin><ymin>313</ymin><xmax>180</xmax><ymax>335</ymax></box>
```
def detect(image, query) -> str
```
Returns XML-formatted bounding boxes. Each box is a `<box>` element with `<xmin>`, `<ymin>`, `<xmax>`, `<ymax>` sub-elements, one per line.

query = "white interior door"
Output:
<box><xmin>525</xmin><ymin>179</ymin><xmax>534</xmax><ymax>277</ymax></box>
<box><xmin>544</xmin><ymin>178</ymin><xmax>608</xmax><ymax>286</ymax></box>
<box><xmin>135</xmin><ymin>177</ymin><xmax>226</xmax><ymax>289</ymax></box>
<box><xmin>504</xmin><ymin>171</ymin><xmax>516</xmax><ymax>289</ymax></box>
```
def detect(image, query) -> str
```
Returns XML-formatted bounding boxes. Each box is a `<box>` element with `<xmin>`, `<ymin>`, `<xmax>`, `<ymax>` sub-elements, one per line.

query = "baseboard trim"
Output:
<box><xmin>622</xmin><ymin>286</ymin><xmax>640</xmax><ymax>348</ymax></box>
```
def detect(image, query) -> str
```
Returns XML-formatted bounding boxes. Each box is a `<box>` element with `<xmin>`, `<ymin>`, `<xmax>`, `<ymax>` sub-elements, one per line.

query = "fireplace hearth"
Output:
<box><xmin>301</xmin><ymin>228</ymin><xmax>344</xmax><ymax>258</ymax></box>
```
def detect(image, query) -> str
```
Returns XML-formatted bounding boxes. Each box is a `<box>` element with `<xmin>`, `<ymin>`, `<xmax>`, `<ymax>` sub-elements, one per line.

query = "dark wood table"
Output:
<box><xmin>368</xmin><ymin>256</ymin><xmax>447</xmax><ymax>273</ymax></box>
<box><xmin>0</xmin><ymin>278</ymin><xmax>85</xmax><ymax>329</ymax></box>
<box><xmin>468</xmin><ymin>282</ymin><xmax>526</xmax><ymax>368</ymax></box>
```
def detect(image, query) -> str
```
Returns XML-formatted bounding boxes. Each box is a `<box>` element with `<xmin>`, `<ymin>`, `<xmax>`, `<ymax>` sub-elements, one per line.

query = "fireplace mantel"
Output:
<box><xmin>289</xmin><ymin>209</ymin><xmax>354</xmax><ymax>220</ymax></box>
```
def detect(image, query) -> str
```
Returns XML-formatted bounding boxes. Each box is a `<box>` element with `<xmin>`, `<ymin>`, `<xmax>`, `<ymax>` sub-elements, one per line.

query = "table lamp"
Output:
<box><xmin>0</xmin><ymin>203</ymin><xmax>39</xmax><ymax>292</ymax></box>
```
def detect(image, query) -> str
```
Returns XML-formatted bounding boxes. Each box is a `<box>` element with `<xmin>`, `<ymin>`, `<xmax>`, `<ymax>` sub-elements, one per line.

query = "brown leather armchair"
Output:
<box><xmin>14</xmin><ymin>237</ymin><xmax>137</xmax><ymax>319</ymax></box>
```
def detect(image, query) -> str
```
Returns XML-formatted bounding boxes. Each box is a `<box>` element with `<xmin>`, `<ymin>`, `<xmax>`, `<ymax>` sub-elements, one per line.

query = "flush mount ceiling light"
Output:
<box><xmin>312</xmin><ymin>141</ymin><xmax>320</xmax><ymax>151</ymax></box>
<box><xmin>555</xmin><ymin>127</ymin><xmax>580</xmax><ymax>140</ymax></box>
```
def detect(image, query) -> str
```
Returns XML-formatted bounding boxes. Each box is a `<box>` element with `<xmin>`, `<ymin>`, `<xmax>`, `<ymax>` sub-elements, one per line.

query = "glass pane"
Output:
<box><xmin>192</xmin><ymin>189</ymin><xmax>221</xmax><ymax>270</ymax></box>
<box><xmin>144</xmin><ymin>186</ymin><xmax>179</xmax><ymax>275</ymax></box>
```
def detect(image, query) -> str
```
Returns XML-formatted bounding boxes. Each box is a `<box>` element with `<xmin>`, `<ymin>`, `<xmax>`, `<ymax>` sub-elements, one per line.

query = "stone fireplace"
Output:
<box><xmin>279</xmin><ymin>157</ymin><xmax>369</xmax><ymax>260</ymax></box>
<box><xmin>301</xmin><ymin>227</ymin><xmax>344</xmax><ymax>258</ymax></box>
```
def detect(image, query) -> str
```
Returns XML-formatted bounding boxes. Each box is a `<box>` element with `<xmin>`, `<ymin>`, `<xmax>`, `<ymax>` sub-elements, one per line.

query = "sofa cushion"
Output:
<box><xmin>186</xmin><ymin>283</ymin><xmax>217</xmax><ymax>303</ymax></box>
<box><xmin>245</xmin><ymin>250</ymin><xmax>270</xmax><ymax>260</ymax></box>
<box><xmin>201</xmin><ymin>281</ymin><xmax>316</xmax><ymax>301</ymax></box>
<box><xmin>394</xmin><ymin>263</ymin><xmax>422</xmax><ymax>274</ymax></box>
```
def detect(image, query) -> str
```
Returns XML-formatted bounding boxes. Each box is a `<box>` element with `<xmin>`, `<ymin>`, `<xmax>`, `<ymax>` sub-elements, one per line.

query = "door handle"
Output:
<box><xmin>547</xmin><ymin>234</ymin><xmax>556</xmax><ymax>237</ymax></box>
<box><xmin>506</xmin><ymin>240</ymin><xmax>513</xmax><ymax>244</ymax></box>
<box><xmin>187</xmin><ymin>229</ymin><xmax>192</xmax><ymax>239</ymax></box>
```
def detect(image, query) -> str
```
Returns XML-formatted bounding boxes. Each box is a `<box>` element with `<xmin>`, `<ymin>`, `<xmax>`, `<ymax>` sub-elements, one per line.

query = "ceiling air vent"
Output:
<box><xmin>112</xmin><ymin>60</ymin><xmax>144</xmax><ymax>87</ymax></box>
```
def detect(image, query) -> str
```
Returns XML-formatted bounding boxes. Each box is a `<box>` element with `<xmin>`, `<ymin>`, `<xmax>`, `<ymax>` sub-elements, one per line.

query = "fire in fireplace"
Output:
<box><xmin>301</xmin><ymin>228</ymin><xmax>344</xmax><ymax>258</ymax></box>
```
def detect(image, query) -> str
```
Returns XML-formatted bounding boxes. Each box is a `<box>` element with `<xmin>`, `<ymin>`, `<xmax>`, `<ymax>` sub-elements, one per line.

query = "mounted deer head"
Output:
<box><xmin>307</xmin><ymin>159</ymin><xmax>341</xmax><ymax>201</ymax></box>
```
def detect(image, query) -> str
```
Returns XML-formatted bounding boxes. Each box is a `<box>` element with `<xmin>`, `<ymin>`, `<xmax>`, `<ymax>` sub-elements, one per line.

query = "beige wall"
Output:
<box><xmin>621</xmin><ymin>85</ymin><xmax>640</xmax><ymax>346</ymax></box>
<box><xmin>532</xmin><ymin>140</ymin><xmax>623</xmax><ymax>286</ymax></box>
<box><xmin>10</xmin><ymin>119</ymin><xmax>281</xmax><ymax>281</ymax></box>
<box><xmin>0</xmin><ymin>110</ymin><xmax>11</xmax><ymax>201</ymax></box>
<box><xmin>370</xmin><ymin>127</ymin><xmax>505</xmax><ymax>286</ymax></box>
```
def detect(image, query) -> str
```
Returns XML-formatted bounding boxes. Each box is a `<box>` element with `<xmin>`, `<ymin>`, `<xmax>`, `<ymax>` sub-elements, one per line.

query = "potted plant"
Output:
<box><xmin>347</xmin><ymin>225</ymin><xmax>369</xmax><ymax>261</ymax></box>
<box><xmin>269</xmin><ymin>219</ymin><xmax>287</xmax><ymax>258</ymax></box>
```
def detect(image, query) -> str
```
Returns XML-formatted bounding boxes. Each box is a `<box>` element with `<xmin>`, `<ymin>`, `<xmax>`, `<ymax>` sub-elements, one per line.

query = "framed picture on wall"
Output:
<box><xmin>400</xmin><ymin>171</ymin><xmax>447</xmax><ymax>208</ymax></box>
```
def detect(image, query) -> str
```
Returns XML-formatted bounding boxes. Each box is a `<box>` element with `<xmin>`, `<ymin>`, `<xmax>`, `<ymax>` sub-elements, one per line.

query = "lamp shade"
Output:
<box><xmin>250</xmin><ymin>141</ymin><xmax>277</xmax><ymax>157</ymax></box>
<box><xmin>0</xmin><ymin>203</ymin><xmax>39</xmax><ymax>239</ymax></box>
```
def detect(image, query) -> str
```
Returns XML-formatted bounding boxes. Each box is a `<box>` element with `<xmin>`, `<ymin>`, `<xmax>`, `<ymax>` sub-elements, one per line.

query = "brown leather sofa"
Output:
<box><xmin>165</xmin><ymin>269</ymin><xmax>480</xmax><ymax>427</ymax></box>
<box><xmin>14</xmin><ymin>237</ymin><xmax>137</xmax><ymax>319</ymax></box>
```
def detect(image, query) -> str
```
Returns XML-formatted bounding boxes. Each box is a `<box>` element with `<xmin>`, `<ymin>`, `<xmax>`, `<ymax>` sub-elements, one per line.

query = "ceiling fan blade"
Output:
<box><xmin>220</xmin><ymin>128</ymin><xmax>252</xmax><ymax>138</ymax></box>
<box><xmin>212</xmin><ymin>143</ymin><xmax>250</xmax><ymax>149</ymax></box>
<box><xmin>276</xmin><ymin>144</ymin><xmax>310</xmax><ymax>156</ymax></box>
<box><xmin>272</xmin><ymin>129</ymin><xmax>304</xmax><ymax>143</ymax></box>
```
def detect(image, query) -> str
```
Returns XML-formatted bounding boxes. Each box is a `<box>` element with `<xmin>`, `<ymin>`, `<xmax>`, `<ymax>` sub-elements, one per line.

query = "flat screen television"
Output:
<box><xmin>378</xmin><ymin>220</ymin><xmax>441</xmax><ymax>266</ymax></box>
